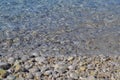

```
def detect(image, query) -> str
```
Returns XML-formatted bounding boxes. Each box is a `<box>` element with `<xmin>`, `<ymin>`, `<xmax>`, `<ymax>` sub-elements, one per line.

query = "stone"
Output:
<box><xmin>29</xmin><ymin>67</ymin><xmax>40</xmax><ymax>73</ymax></box>
<box><xmin>0</xmin><ymin>62</ymin><xmax>11</xmax><ymax>70</ymax></box>
<box><xmin>79</xmin><ymin>77</ymin><xmax>88</xmax><ymax>80</ymax></box>
<box><xmin>34</xmin><ymin>72</ymin><xmax>41</xmax><ymax>79</ymax></box>
<box><xmin>24</xmin><ymin>62</ymin><xmax>33</xmax><ymax>69</ymax></box>
<box><xmin>30</xmin><ymin>52</ymin><xmax>39</xmax><ymax>57</ymax></box>
<box><xmin>69</xmin><ymin>72</ymin><xmax>79</xmax><ymax>79</ymax></box>
<box><xmin>52</xmin><ymin>71</ymin><xmax>60</xmax><ymax>78</ymax></box>
<box><xmin>97</xmin><ymin>72</ymin><xmax>110</xmax><ymax>79</ymax></box>
<box><xmin>111</xmin><ymin>76</ymin><xmax>116</xmax><ymax>80</ymax></box>
<box><xmin>41</xmin><ymin>66</ymin><xmax>49</xmax><ymax>72</ymax></box>
<box><xmin>21</xmin><ymin>55</ymin><xmax>29</xmax><ymax>62</ymax></box>
<box><xmin>26</xmin><ymin>73</ymin><xmax>34</xmax><ymax>79</ymax></box>
<box><xmin>16</xmin><ymin>77</ymin><xmax>25</xmax><ymax>80</ymax></box>
<box><xmin>14</xmin><ymin>63</ymin><xmax>21</xmax><ymax>72</ymax></box>
<box><xmin>67</xmin><ymin>56</ymin><xmax>74</xmax><ymax>61</ymax></box>
<box><xmin>35</xmin><ymin>57</ymin><xmax>46</xmax><ymax>64</ymax></box>
<box><xmin>35</xmin><ymin>72</ymin><xmax>42</xmax><ymax>77</ymax></box>
<box><xmin>0</xmin><ymin>69</ymin><xmax>8</xmax><ymax>79</ymax></box>
<box><xmin>89</xmin><ymin>71</ymin><xmax>96</xmax><ymax>76</ymax></box>
<box><xmin>87</xmin><ymin>64</ymin><xmax>95</xmax><ymax>70</ymax></box>
<box><xmin>79</xmin><ymin>66</ymin><xmax>86</xmax><ymax>71</ymax></box>
<box><xmin>6</xmin><ymin>75</ymin><xmax>16</xmax><ymax>80</ymax></box>
<box><xmin>87</xmin><ymin>76</ymin><xmax>95</xmax><ymax>80</ymax></box>
<box><xmin>54</xmin><ymin>63</ymin><xmax>68</xmax><ymax>73</ymax></box>
<box><xmin>44</xmin><ymin>70</ymin><xmax>52</xmax><ymax>76</ymax></box>
<box><xmin>68</xmin><ymin>65</ymin><xmax>75</xmax><ymax>70</ymax></box>
<box><xmin>8</xmin><ymin>57</ymin><xmax>15</xmax><ymax>64</ymax></box>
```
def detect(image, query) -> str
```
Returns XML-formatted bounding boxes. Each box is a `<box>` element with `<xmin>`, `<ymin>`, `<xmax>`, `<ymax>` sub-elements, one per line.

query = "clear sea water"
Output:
<box><xmin>0</xmin><ymin>0</ymin><xmax>120</xmax><ymax>55</ymax></box>
<box><xmin>0</xmin><ymin>0</ymin><xmax>120</xmax><ymax>30</ymax></box>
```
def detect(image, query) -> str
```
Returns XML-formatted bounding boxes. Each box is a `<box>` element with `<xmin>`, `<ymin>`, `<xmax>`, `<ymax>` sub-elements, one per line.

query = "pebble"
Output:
<box><xmin>79</xmin><ymin>66</ymin><xmax>86</xmax><ymax>71</ymax></box>
<box><xmin>54</xmin><ymin>63</ymin><xmax>68</xmax><ymax>73</ymax></box>
<box><xmin>21</xmin><ymin>55</ymin><xmax>29</xmax><ymax>62</ymax></box>
<box><xmin>97</xmin><ymin>72</ymin><xmax>111</xmax><ymax>79</ymax></box>
<box><xmin>16</xmin><ymin>77</ymin><xmax>25</xmax><ymax>80</ymax></box>
<box><xmin>0</xmin><ymin>54</ymin><xmax>2</xmax><ymax>57</ymax></box>
<box><xmin>89</xmin><ymin>71</ymin><xmax>96</xmax><ymax>76</ymax></box>
<box><xmin>29</xmin><ymin>67</ymin><xmax>40</xmax><ymax>73</ymax></box>
<box><xmin>34</xmin><ymin>72</ymin><xmax>41</xmax><ymax>79</ymax></box>
<box><xmin>7</xmin><ymin>57</ymin><xmax>15</xmax><ymax>64</ymax></box>
<box><xmin>35</xmin><ymin>57</ymin><xmax>46</xmax><ymax>64</ymax></box>
<box><xmin>6</xmin><ymin>75</ymin><xmax>16</xmax><ymax>80</ymax></box>
<box><xmin>68</xmin><ymin>65</ymin><xmax>75</xmax><ymax>70</ymax></box>
<box><xmin>69</xmin><ymin>72</ymin><xmax>79</xmax><ymax>79</ymax></box>
<box><xmin>44</xmin><ymin>70</ymin><xmax>52</xmax><ymax>76</ymax></box>
<box><xmin>0</xmin><ymin>1</ymin><xmax>119</xmax><ymax>80</ymax></box>
<box><xmin>14</xmin><ymin>63</ymin><xmax>21</xmax><ymax>72</ymax></box>
<box><xmin>26</xmin><ymin>73</ymin><xmax>34</xmax><ymax>79</ymax></box>
<box><xmin>0</xmin><ymin>69</ymin><xmax>8</xmax><ymax>79</ymax></box>
<box><xmin>0</xmin><ymin>54</ymin><xmax>119</xmax><ymax>80</ymax></box>
<box><xmin>87</xmin><ymin>64</ymin><xmax>95</xmax><ymax>70</ymax></box>
<box><xmin>30</xmin><ymin>52</ymin><xmax>39</xmax><ymax>57</ymax></box>
<box><xmin>67</xmin><ymin>56</ymin><xmax>74</xmax><ymax>61</ymax></box>
<box><xmin>0</xmin><ymin>62</ymin><xmax>11</xmax><ymax>70</ymax></box>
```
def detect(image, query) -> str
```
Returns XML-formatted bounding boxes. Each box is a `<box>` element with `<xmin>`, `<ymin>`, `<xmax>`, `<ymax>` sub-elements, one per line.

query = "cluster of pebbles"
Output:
<box><xmin>0</xmin><ymin>52</ymin><xmax>120</xmax><ymax>80</ymax></box>
<box><xmin>0</xmin><ymin>0</ymin><xmax>120</xmax><ymax>80</ymax></box>
<box><xmin>0</xmin><ymin>25</ymin><xmax>120</xmax><ymax>80</ymax></box>
<box><xmin>0</xmin><ymin>25</ymin><xmax>119</xmax><ymax>80</ymax></box>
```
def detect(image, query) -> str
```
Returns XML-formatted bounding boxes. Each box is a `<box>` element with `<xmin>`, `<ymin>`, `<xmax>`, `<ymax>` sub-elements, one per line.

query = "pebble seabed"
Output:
<box><xmin>0</xmin><ymin>53</ymin><xmax>120</xmax><ymax>80</ymax></box>
<box><xmin>0</xmin><ymin>0</ymin><xmax>120</xmax><ymax>80</ymax></box>
<box><xmin>0</xmin><ymin>28</ymin><xmax>120</xmax><ymax>80</ymax></box>
<box><xmin>0</xmin><ymin>26</ymin><xmax>120</xmax><ymax>80</ymax></box>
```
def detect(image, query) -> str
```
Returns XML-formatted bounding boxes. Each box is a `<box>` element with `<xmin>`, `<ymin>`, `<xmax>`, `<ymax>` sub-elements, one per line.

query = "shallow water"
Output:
<box><xmin>0</xmin><ymin>0</ymin><xmax>120</xmax><ymax>55</ymax></box>
<box><xmin>0</xmin><ymin>0</ymin><xmax>120</xmax><ymax>29</ymax></box>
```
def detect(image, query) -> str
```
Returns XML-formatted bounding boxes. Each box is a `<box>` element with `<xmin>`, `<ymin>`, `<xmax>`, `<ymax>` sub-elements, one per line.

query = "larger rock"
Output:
<box><xmin>0</xmin><ymin>69</ymin><xmax>8</xmax><ymax>79</ymax></box>
<box><xmin>0</xmin><ymin>62</ymin><xmax>11</xmax><ymax>70</ymax></box>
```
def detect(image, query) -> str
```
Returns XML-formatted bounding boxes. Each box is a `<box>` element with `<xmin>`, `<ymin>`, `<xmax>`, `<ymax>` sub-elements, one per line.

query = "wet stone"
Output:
<box><xmin>26</xmin><ymin>73</ymin><xmax>34</xmax><ymax>79</ymax></box>
<box><xmin>21</xmin><ymin>55</ymin><xmax>29</xmax><ymax>62</ymax></box>
<box><xmin>0</xmin><ymin>62</ymin><xmax>11</xmax><ymax>70</ymax></box>
<box><xmin>43</xmin><ymin>70</ymin><xmax>52</xmax><ymax>76</ymax></box>
<box><xmin>0</xmin><ymin>69</ymin><xmax>8</xmax><ymax>79</ymax></box>
<box><xmin>30</xmin><ymin>52</ymin><xmax>40</xmax><ymax>58</ymax></box>
<box><xmin>67</xmin><ymin>56</ymin><xmax>74</xmax><ymax>61</ymax></box>
<box><xmin>54</xmin><ymin>63</ymin><xmax>68</xmax><ymax>73</ymax></box>
<box><xmin>6</xmin><ymin>75</ymin><xmax>16</xmax><ymax>80</ymax></box>
<box><xmin>7</xmin><ymin>57</ymin><xmax>15</xmax><ymax>64</ymax></box>
<box><xmin>35</xmin><ymin>57</ymin><xmax>46</xmax><ymax>64</ymax></box>
<box><xmin>69</xmin><ymin>72</ymin><xmax>79</xmax><ymax>79</ymax></box>
<box><xmin>68</xmin><ymin>65</ymin><xmax>76</xmax><ymax>70</ymax></box>
<box><xmin>34</xmin><ymin>72</ymin><xmax>42</xmax><ymax>79</ymax></box>
<box><xmin>29</xmin><ymin>67</ymin><xmax>40</xmax><ymax>73</ymax></box>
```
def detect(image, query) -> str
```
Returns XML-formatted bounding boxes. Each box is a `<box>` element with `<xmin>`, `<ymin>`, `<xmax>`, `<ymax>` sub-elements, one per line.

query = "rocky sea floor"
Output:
<box><xmin>0</xmin><ymin>27</ymin><xmax>120</xmax><ymax>80</ymax></box>
<box><xmin>0</xmin><ymin>52</ymin><xmax>120</xmax><ymax>80</ymax></box>
<box><xmin>0</xmin><ymin>0</ymin><xmax>120</xmax><ymax>80</ymax></box>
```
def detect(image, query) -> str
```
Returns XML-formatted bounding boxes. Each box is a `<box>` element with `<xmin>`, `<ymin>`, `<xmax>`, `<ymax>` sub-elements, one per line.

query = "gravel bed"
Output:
<box><xmin>0</xmin><ymin>53</ymin><xmax>120</xmax><ymax>80</ymax></box>
<box><xmin>0</xmin><ymin>27</ymin><xmax>119</xmax><ymax>80</ymax></box>
<box><xmin>0</xmin><ymin>0</ymin><xmax>120</xmax><ymax>80</ymax></box>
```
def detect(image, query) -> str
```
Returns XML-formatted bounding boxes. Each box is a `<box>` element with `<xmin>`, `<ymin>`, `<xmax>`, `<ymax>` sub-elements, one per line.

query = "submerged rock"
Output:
<box><xmin>0</xmin><ymin>69</ymin><xmax>8</xmax><ymax>79</ymax></box>
<box><xmin>0</xmin><ymin>62</ymin><xmax>11</xmax><ymax>70</ymax></box>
